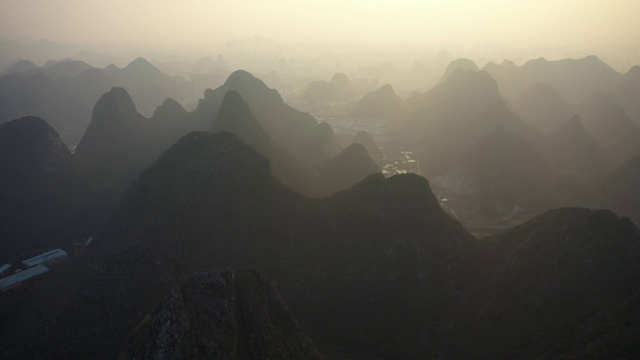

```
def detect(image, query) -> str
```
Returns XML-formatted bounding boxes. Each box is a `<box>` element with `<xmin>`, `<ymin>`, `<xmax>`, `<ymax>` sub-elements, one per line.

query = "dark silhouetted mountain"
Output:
<box><xmin>351</xmin><ymin>84</ymin><xmax>404</xmax><ymax>120</ymax></box>
<box><xmin>589</xmin><ymin>156</ymin><xmax>640</xmax><ymax>225</ymax></box>
<box><xmin>0</xmin><ymin>117</ymin><xmax>107</xmax><ymax>261</ymax></box>
<box><xmin>352</xmin><ymin>130</ymin><xmax>384</xmax><ymax>164</ymax></box>
<box><xmin>196</xmin><ymin>70</ymin><xmax>317</xmax><ymax>152</ymax></box>
<box><xmin>438</xmin><ymin>58</ymin><xmax>479</xmax><ymax>83</ymax></box>
<box><xmin>317</xmin><ymin>143</ymin><xmax>381</xmax><ymax>194</ymax></box>
<box><xmin>0</xmin><ymin>57</ymin><xmax>204</xmax><ymax>146</ymax></box>
<box><xmin>72</xmin><ymin>71</ymin><xmax>322</xmax><ymax>195</ymax></box>
<box><xmin>2</xmin><ymin>59</ymin><xmax>37</xmax><ymax>75</ymax></box>
<box><xmin>0</xmin><ymin>131</ymin><xmax>477</xmax><ymax>359</ymax></box>
<box><xmin>539</xmin><ymin>114</ymin><xmax>609</xmax><ymax>177</ymax></box>
<box><xmin>513</xmin><ymin>82</ymin><xmax>576</xmax><ymax>131</ymax></box>
<box><xmin>74</xmin><ymin>87</ymin><xmax>151</xmax><ymax>189</ymax></box>
<box><xmin>126</xmin><ymin>269</ymin><xmax>322</xmax><ymax>360</ymax></box>
<box><xmin>589</xmin><ymin>104</ymin><xmax>640</xmax><ymax>164</ymax></box>
<box><xmin>453</xmin><ymin>208</ymin><xmax>640</xmax><ymax>359</ymax></box>
<box><xmin>210</xmin><ymin>90</ymin><xmax>317</xmax><ymax>195</ymax></box>
<box><xmin>151</xmin><ymin>97</ymin><xmax>188</xmax><ymax>129</ymax></box>
<box><xmin>298</xmin><ymin>122</ymin><xmax>342</xmax><ymax>164</ymax></box>
<box><xmin>211</xmin><ymin>90</ymin><xmax>270</xmax><ymax>154</ymax></box>
<box><xmin>485</xmin><ymin>56</ymin><xmax>621</xmax><ymax>103</ymax></box>
<box><xmin>0</xmin><ymin>70</ymin><xmax>90</xmax><ymax>145</ymax></box>
<box><xmin>103</xmin><ymin>57</ymin><xmax>190</xmax><ymax>116</ymax></box>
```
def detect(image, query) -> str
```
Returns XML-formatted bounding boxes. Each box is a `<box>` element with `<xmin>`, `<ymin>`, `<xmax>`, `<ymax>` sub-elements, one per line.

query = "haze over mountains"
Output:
<box><xmin>2</xmin><ymin>34</ymin><xmax>640</xmax><ymax>359</ymax></box>
<box><xmin>0</xmin><ymin>57</ymin><xmax>229</xmax><ymax>146</ymax></box>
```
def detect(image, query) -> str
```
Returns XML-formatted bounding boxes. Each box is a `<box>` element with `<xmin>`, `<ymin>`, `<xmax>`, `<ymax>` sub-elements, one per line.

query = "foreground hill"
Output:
<box><xmin>1</xmin><ymin>130</ymin><xmax>640</xmax><ymax>359</ymax></box>
<box><xmin>126</xmin><ymin>269</ymin><xmax>322</xmax><ymax>359</ymax></box>
<box><xmin>0</xmin><ymin>131</ymin><xmax>476</xmax><ymax>358</ymax></box>
<box><xmin>452</xmin><ymin>208</ymin><xmax>640</xmax><ymax>359</ymax></box>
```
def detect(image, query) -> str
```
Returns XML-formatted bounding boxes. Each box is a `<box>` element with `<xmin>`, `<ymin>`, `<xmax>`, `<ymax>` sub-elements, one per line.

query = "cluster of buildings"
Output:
<box><xmin>0</xmin><ymin>248</ymin><xmax>69</xmax><ymax>292</ymax></box>
<box><xmin>381</xmin><ymin>149</ymin><xmax>421</xmax><ymax>177</ymax></box>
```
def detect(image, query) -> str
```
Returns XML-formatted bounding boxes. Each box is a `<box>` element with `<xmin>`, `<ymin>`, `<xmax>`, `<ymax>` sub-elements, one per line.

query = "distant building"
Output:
<box><xmin>85</xmin><ymin>237</ymin><xmax>95</xmax><ymax>246</ymax></box>
<box><xmin>21</xmin><ymin>249</ymin><xmax>68</xmax><ymax>267</ymax></box>
<box><xmin>0</xmin><ymin>264</ymin><xmax>12</xmax><ymax>276</ymax></box>
<box><xmin>0</xmin><ymin>264</ymin><xmax>49</xmax><ymax>291</ymax></box>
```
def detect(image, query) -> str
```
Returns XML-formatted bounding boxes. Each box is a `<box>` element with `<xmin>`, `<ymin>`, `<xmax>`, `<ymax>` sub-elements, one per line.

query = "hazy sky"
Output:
<box><xmin>1</xmin><ymin>0</ymin><xmax>638</xmax><ymax>50</ymax></box>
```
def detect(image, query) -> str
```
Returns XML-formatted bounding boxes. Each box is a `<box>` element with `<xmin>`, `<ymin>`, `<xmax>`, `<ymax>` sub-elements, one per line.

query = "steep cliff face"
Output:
<box><xmin>127</xmin><ymin>269</ymin><xmax>322</xmax><ymax>360</ymax></box>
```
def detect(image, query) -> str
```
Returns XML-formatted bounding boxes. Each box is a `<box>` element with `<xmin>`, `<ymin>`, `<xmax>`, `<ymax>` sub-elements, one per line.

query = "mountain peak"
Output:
<box><xmin>330</xmin><ymin>72</ymin><xmax>350</xmax><ymax>88</ymax></box>
<box><xmin>316</xmin><ymin>121</ymin><xmax>334</xmax><ymax>136</ymax></box>
<box><xmin>213</xmin><ymin>91</ymin><xmax>258</xmax><ymax>127</ymax></box>
<box><xmin>439</xmin><ymin>58</ymin><xmax>480</xmax><ymax>83</ymax></box>
<box><xmin>159</xmin><ymin>97</ymin><xmax>184</xmax><ymax>111</ymax></box>
<box><xmin>100</xmin><ymin>87</ymin><xmax>139</xmax><ymax>115</ymax></box>
<box><xmin>118</xmin><ymin>131</ymin><xmax>272</xmax><ymax>214</ymax></box>
<box><xmin>74</xmin><ymin>87</ymin><xmax>146</xmax><ymax>187</ymax></box>
<box><xmin>353</xmin><ymin>130</ymin><xmax>375</xmax><ymax>145</ymax></box>
<box><xmin>441</xmin><ymin>69</ymin><xmax>500</xmax><ymax>96</ymax></box>
<box><xmin>224</xmin><ymin>69</ymin><xmax>260</xmax><ymax>86</ymax></box>
<box><xmin>3</xmin><ymin>59</ymin><xmax>37</xmax><ymax>74</ymax></box>
<box><xmin>352</xmin><ymin>84</ymin><xmax>403</xmax><ymax>120</ymax></box>
<box><xmin>211</xmin><ymin>91</ymin><xmax>270</xmax><ymax>154</ymax></box>
<box><xmin>152</xmin><ymin>97</ymin><xmax>187</xmax><ymax>120</ymax></box>
<box><xmin>447</xmin><ymin>58</ymin><xmax>479</xmax><ymax>72</ymax></box>
<box><xmin>221</xmin><ymin>70</ymin><xmax>283</xmax><ymax>105</ymax></box>
<box><xmin>317</xmin><ymin>143</ymin><xmax>380</xmax><ymax>194</ymax></box>
<box><xmin>125</xmin><ymin>57</ymin><xmax>161</xmax><ymax>74</ymax></box>
<box><xmin>627</xmin><ymin>65</ymin><xmax>640</xmax><ymax>76</ymax></box>
<box><xmin>0</xmin><ymin>116</ymin><xmax>71</xmax><ymax>173</ymax></box>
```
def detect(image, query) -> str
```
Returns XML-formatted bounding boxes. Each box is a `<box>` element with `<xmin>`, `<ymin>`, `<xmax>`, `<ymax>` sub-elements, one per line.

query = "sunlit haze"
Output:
<box><xmin>1</xmin><ymin>0</ymin><xmax>638</xmax><ymax>50</ymax></box>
